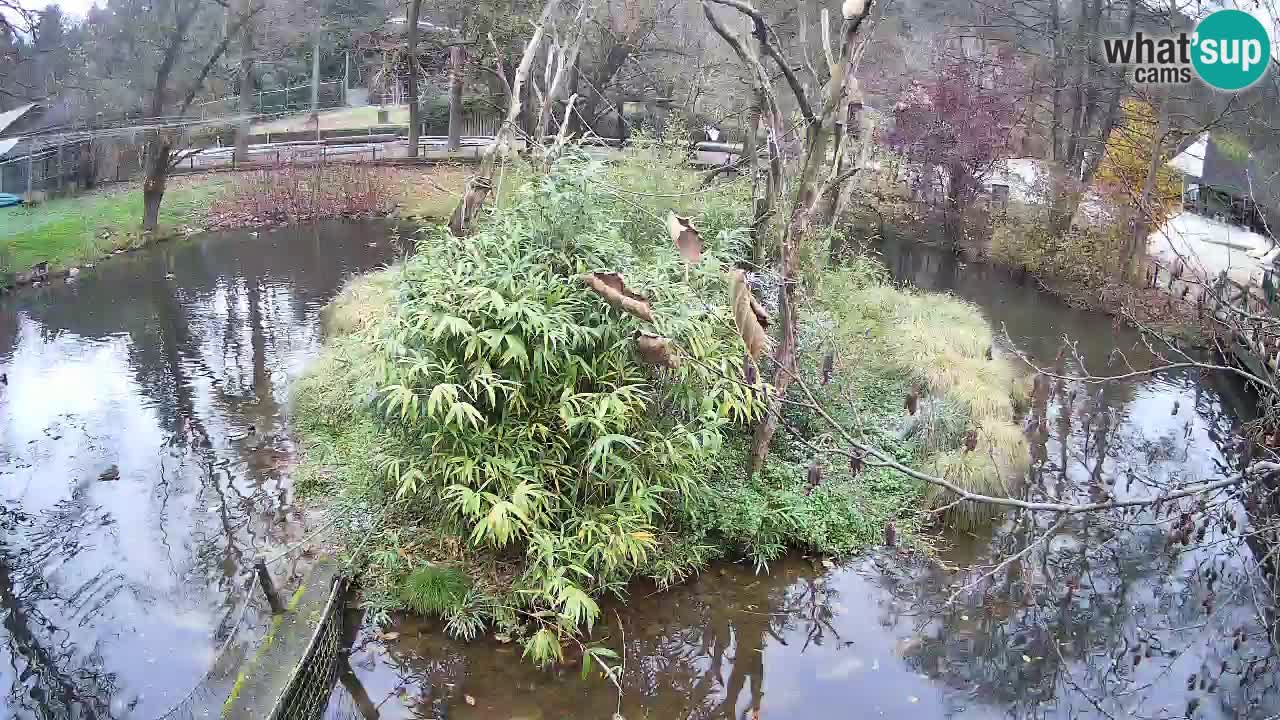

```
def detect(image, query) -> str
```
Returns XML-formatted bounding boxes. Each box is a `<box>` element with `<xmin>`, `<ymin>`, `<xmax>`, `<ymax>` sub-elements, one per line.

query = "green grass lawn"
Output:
<box><xmin>251</xmin><ymin>105</ymin><xmax>412</xmax><ymax>134</ymax></box>
<box><xmin>0</xmin><ymin>177</ymin><xmax>229</xmax><ymax>273</ymax></box>
<box><xmin>0</xmin><ymin>165</ymin><xmax>467</xmax><ymax>278</ymax></box>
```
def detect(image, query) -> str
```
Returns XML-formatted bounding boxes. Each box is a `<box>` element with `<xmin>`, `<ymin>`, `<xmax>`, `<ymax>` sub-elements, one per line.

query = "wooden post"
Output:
<box><xmin>56</xmin><ymin>143</ymin><xmax>64</xmax><ymax>193</ymax></box>
<box><xmin>254</xmin><ymin>556</ymin><xmax>284</xmax><ymax>613</ymax></box>
<box><xmin>447</xmin><ymin>44</ymin><xmax>463</xmax><ymax>152</ymax></box>
<box><xmin>311</xmin><ymin>39</ymin><xmax>321</xmax><ymax>113</ymax></box>
<box><xmin>26</xmin><ymin>152</ymin><xmax>33</xmax><ymax>200</ymax></box>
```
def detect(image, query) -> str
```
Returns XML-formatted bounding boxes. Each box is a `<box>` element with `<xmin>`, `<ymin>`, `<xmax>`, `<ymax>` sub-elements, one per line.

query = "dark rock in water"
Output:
<box><xmin>98</xmin><ymin>466</ymin><xmax>120</xmax><ymax>482</ymax></box>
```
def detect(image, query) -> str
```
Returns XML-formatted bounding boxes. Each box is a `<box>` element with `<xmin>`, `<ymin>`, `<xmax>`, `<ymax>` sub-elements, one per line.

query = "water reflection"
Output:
<box><xmin>345</xmin><ymin>241</ymin><xmax>1277</xmax><ymax>720</ymax></box>
<box><xmin>0</xmin><ymin>221</ymin><xmax>401</xmax><ymax>718</ymax></box>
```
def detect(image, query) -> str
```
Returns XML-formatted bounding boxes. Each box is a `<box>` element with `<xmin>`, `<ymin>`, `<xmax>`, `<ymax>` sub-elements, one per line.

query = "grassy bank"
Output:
<box><xmin>0</xmin><ymin>176</ymin><xmax>231</xmax><ymax>273</ymax></box>
<box><xmin>853</xmin><ymin>198</ymin><xmax>1210</xmax><ymax>340</ymax></box>
<box><xmin>289</xmin><ymin>144</ymin><xmax>1031</xmax><ymax>667</ymax></box>
<box><xmin>0</xmin><ymin>165</ymin><xmax>468</xmax><ymax>281</ymax></box>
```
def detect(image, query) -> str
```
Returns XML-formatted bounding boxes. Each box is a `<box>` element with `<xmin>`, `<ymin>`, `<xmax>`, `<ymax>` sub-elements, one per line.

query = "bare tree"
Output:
<box><xmin>702</xmin><ymin>0</ymin><xmax>874</xmax><ymax>474</ymax></box>
<box><xmin>140</xmin><ymin>0</ymin><xmax>260</xmax><ymax>232</ymax></box>
<box><xmin>531</xmin><ymin>0</ymin><xmax>593</xmax><ymax>143</ymax></box>
<box><xmin>234</xmin><ymin>0</ymin><xmax>256</xmax><ymax>165</ymax></box>
<box><xmin>406</xmin><ymin>0</ymin><xmax>423</xmax><ymax>158</ymax></box>
<box><xmin>447</xmin><ymin>43</ymin><xmax>464</xmax><ymax>152</ymax></box>
<box><xmin>449</xmin><ymin>0</ymin><xmax>561</xmax><ymax>235</ymax></box>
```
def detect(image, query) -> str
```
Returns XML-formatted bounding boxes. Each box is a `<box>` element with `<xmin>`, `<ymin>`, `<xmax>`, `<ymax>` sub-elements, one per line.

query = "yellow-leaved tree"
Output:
<box><xmin>1098</xmin><ymin>98</ymin><xmax>1183</xmax><ymax>232</ymax></box>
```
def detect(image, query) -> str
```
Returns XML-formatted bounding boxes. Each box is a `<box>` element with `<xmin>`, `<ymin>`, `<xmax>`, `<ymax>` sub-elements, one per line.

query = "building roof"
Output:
<box><xmin>0</xmin><ymin>103</ymin><xmax>37</xmax><ymax>137</ymax></box>
<box><xmin>1167</xmin><ymin>131</ymin><xmax>1279</xmax><ymax>215</ymax></box>
<box><xmin>1200</xmin><ymin>135</ymin><xmax>1258</xmax><ymax>196</ymax></box>
<box><xmin>1167</xmin><ymin>133</ymin><xmax>1206</xmax><ymax>178</ymax></box>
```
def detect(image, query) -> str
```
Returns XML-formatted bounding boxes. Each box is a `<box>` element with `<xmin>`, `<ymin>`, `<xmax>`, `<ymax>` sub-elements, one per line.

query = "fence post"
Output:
<box><xmin>255</xmin><ymin>556</ymin><xmax>285</xmax><ymax>613</ymax></box>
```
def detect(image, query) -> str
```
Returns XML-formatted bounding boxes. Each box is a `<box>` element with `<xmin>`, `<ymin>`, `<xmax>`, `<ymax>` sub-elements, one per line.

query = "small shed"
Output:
<box><xmin>0</xmin><ymin>102</ymin><xmax>143</xmax><ymax>201</ymax></box>
<box><xmin>1167</xmin><ymin>133</ymin><xmax>1277</xmax><ymax>236</ymax></box>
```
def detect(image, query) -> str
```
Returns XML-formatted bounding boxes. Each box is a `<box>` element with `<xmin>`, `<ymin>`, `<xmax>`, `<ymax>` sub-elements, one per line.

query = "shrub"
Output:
<box><xmin>363</xmin><ymin>151</ymin><xmax>760</xmax><ymax>664</ymax></box>
<box><xmin>401</xmin><ymin>565</ymin><xmax>471</xmax><ymax>615</ymax></box>
<box><xmin>207</xmin><ymin>163</ymin><xmax>400</xmax><ymax>227</ymax></box>
<box><xmin>989</xmin><ymin>203</ymin><xmax>1131</xmax><ymax>288</ymax></box>
<box><xmin>292</xmin><ymin>144</ymin><xmax>1028</xmax><ymax>667</ymax></box>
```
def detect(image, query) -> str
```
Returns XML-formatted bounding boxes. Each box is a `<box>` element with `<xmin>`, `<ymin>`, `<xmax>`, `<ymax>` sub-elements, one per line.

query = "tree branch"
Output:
<box><xmin>705</xmin><ymin>0</ymin><xmax>815</xmax><ymax>123</ymax></box>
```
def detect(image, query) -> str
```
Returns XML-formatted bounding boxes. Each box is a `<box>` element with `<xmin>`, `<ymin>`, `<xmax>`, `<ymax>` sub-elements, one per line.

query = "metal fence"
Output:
<box><xmin>422</xmin><ymin>107</ymin><xmax>501</xmax><ymax>137</ymax></box>
<box><xmin>270</xmin><ymin>575</ymin><xmax>350</xmax><ymax>720</ymax></box>
<box><xmin>194</xmin><ymin>81</ymin><xmax>348</xmax><ymax>120</ymax></box>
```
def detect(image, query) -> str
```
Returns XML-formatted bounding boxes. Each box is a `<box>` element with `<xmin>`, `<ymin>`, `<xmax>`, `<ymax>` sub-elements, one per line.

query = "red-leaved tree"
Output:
<box><xmin>887</xmin><ymin>49</ymin><xmax>1027</xmax><ymax>241</ymax></box>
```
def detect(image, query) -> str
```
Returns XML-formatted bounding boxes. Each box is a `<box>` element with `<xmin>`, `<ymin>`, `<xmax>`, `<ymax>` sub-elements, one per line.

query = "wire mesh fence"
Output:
<box><xmin>269</xmin><ymin>575</ymin><xmax>350</xmax><ymax>720</ymax></box>
<box><xmin>194</xmin><ymin>81</ymin><xmax>348</xmax><ymax>119</ymax></box>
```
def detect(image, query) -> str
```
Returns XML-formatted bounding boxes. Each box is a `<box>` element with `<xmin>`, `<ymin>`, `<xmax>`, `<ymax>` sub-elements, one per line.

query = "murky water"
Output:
<box><xmin>2</xmin><ymin>225</ymin><xmax>1274</xmax><ymax>720</ymax></box>
<box><xmin>0</xmin><ymin>221</ymin><xmax>403</xmax><ymax>718</ymax></box>
<box><xmin>338</xmin><ymin>241</ymin><xmax>1279</xmax><ymax>720</ymax></box>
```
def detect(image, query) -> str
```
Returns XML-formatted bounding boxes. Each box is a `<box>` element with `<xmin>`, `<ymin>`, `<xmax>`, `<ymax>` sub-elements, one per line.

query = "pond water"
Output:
<box><xmin>334</xmin><ymin>241</ymin><xmax>1279</xmax><ymax>720</ymax></box>
<box><xmin>2</xmin><ymin>225</ymin><xmax>1275</xmax><ymax>720</ymax></box>
<box><xmin>0</xmin><ymin>221</ymin><xmax>404</xmax><ymax>718</ymax></box>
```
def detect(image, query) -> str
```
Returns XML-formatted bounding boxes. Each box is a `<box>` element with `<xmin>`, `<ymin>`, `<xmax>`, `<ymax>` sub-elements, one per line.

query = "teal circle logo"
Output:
<box><xmin>1192</xmin><ymin>9</ymin><xmax>1271</xmax><ymax>91</ymax></box>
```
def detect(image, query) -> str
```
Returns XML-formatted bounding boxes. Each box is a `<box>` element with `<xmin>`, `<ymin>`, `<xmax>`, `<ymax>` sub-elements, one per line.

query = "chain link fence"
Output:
<box><xmin>269</xmin><ymin>575</ymin><xmax>350</xmax><ymax>720</ymax></box>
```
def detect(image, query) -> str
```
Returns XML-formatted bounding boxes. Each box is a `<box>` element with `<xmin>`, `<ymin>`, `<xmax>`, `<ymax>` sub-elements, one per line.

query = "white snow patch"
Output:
<box><xmin>1148</xmin><ymin>211</ymin><xmax>1274</xmax><ymax>286</ymax></box>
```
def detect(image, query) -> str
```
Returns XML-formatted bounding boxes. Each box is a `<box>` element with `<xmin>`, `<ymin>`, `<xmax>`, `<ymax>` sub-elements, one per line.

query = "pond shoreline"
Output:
<box><xmin>882</xmin><ymin>231</ymin><xmax>1214</xmax><ymax>344</ymax></box>
<box><xmin>0</xmin><ymin>220</ymin><xmax>404</xmax><ymax>719</ymax></box>
<box><xmin>0</xmin><ymin>165</ymin><xmax>464</xmax><ymax>292</ymax></box>
<box><xmin>330</xmin><ymin>233</ymin><xmax>1277</xmax><ymax>720</ymax></box>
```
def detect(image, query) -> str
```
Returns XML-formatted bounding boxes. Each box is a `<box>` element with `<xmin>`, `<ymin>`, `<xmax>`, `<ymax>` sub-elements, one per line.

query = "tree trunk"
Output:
<box><xmin>1048</xmin><ymin>174</ymin><xmax>1080</xmax><ymax>238</ymax></box>
<box><xmin>944</xmin><ymin>162</ymin><xmax>965</xmax><ymax>248</ymax></box>
<box><xmin>234</xmin><ymin>8</ymin><xmax>254</xmax><ymax>165</ymax></box>
<box><xmin>748</xmin><ymin>119</ymin><xmax>835</xmax><ymax>475</ymax></box>
<box><xmin>406</xmin><ymin>0</ymin><xmax>422</xmax><ymax>158</ymax></box>
<box><xmin>614</xmin><ymin>90</ymin><xmax>627</xmax><ymax>141</ymax></box>
<box><xmin>742</xmin><ymin>95</ymin><xmax>765</xmax><ymax>263</ymax></box>
<box><xmin>450</xmin><ymin>0</ymin><xmax>558</xmax><ymax>235</ymax></box>
<box><xmin>142</xmin><ymin>134</ymin><xmax>171</xmax><ymax>233</ymax></box>
<box><xmin>310</xmin><ymin>38</ymin><xmax>321</xmax><ymax>141</ymax></box>
<box><xmin>447</xmin><ymin>44</ymin><xmax>463</xmax><ymax>152</ymax></box>
<box><xmin>1128</xmin><ymin>91</ymin><xmax>1170</xmax><ymax>281</ymax></box>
